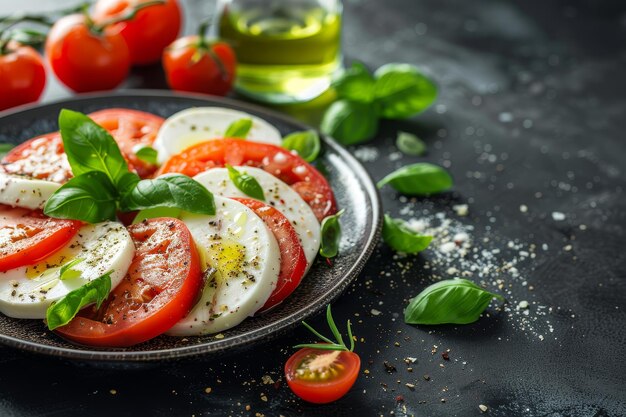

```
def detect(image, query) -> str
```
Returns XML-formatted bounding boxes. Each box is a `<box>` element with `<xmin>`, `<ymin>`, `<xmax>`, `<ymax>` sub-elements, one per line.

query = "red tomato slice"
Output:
<box><xmin>55</xmin><ymin>218</ymin><xmax>202</xmax><ymax>347</ymax></box>
<box><xmin>285</xmin><ymin>347</ymin><xmax>361</xmax><ymax>404</ymax></box>
<box><xmin>158</xmin><ymin>139</ymin><xmax>337</xmax><ymax>221</ymax></box>
<box><xmin>232</xmin><ymin>197</ymin><xmax>307</xmax><ymax>311</ymax></box>
<box><xmin>0</xmin><ymin>205</ymin><xmax>81</xmax><ymax>272</ymax></box>
<box><xmin>89</xmin><ymin>108</ymin><xmax>164</xmax><ymax>178</ymax></box>
<box><xmin>0</xmin><ymin>133</ymin><xmax>72</xmax><ymax>183</ymax></box>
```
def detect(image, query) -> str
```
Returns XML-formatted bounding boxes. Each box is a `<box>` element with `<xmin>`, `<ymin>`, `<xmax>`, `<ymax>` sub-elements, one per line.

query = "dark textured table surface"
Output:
<box><xmin>1</xmin><ymin>1</ymin><xmax>625</xmax><ymax>416</ymax></box>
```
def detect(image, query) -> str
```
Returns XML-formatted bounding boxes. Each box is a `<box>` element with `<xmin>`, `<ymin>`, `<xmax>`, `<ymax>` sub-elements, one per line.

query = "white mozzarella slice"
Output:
<box><xmin>167</xmin><ymin>196</ymin><xmax>280</xmax><ymax>336</ymax></box>
<box><xmin>0</xmin><ymin>173</ymin><xmax>61</xmax><ymax>210</ymax></box>
<box><xmin>154</xmin><ymin>107</ymin><xmax>283</xmax><ymax>163</ymax></box>
<box><xmin>0</xmin><ymin>222</ymin><xmax>134</xmax><ymax>319</ymax></box>
<box><xmin>193</xmin><ymin>167</ymin><xmax>321</xmax><ymax>268</ymax></box>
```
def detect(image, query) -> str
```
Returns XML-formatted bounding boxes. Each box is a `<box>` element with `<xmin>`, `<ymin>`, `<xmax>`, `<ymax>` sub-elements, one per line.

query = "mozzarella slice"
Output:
<box><xmin>0</xmin><ymin>221</ymin><xmax>134</xmax><ymax>319</ymax></box>
<box><xmin>193</xmin><ymin>167</ymin><xmax>321</xmax><ymax>268</ymax></box>
<box><xmin>0</xmin><ymin>173</ymin><xmax>61</xmax><ymax>210</ymax></box>
<box><xmin>153</xmin><ymin>107</ymin><xmax>283</xmax><ymax>163</ymax></box>
<box><xmin>167</xmin><ymin>196</ymin><xmax>280</xmax><ymax>336</ymax></box>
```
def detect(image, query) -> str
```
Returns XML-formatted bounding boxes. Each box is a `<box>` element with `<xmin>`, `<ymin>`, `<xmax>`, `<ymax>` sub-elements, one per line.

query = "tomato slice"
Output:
<box><xmin>0</xmin><ymin>205</ymin><xmax>81</xmax><ymax>272</ymax></box>
<box><xmin>0</xmin><ymin>133</ymin><xmax>73</xmax><ymax>183</ymax></box>
<box><xmin>55</xmin><ymin>218</ymin><xmax>202</xmax><ymax>347</ymax></box>
<box><xmin>158</xmin><ymin>139</ymin><xmax>337</xmax><ymax>221</ymax></box>
<box><xmin>232</xmin><ymin>197</ymin><xmax>307</xmax><ymax>311</ymax></box>
<box><xmin>285</xmin><ymin>347</ymin><xmax>361</xmax><ymax>404</ymax></box>
<box><xmin>89</xmin><ymin>108</ymin><xmax>164</xmax><ymax>178</ymax></box>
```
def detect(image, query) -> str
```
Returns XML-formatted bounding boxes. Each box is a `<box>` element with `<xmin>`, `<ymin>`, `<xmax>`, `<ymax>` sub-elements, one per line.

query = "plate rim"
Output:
<box><xmin>0</xmin><ymin>90</ymin><xmax>382</xmax><ymax>361</ymax></box>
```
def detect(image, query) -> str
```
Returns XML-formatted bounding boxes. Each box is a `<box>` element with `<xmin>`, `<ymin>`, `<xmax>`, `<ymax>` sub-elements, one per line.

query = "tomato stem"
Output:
<box><xmin>92</xmin><ymin>0</ymin><xmax>166</xmax><ymax>33</ymax></box>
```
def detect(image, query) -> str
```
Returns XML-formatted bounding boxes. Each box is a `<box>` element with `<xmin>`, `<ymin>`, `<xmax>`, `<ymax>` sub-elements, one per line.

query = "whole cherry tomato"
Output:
<box><xmin>0</xmin><ymin>41</ymin><xmax>46</xmax><ymax>111</ymax></box>
<box><xmin>163</xmin><ymin>23</ymin><xmax>236</xmax><ymax>96</ymax></box>
<box><xmin>45</xmin><ymin>14</ymin><xmax>130</xmax><ymax>92</ymax></box>
<box><xmin>93</xmin><ymin>0</ymin><xmax>182</xmax><ymax>66</ymax></box>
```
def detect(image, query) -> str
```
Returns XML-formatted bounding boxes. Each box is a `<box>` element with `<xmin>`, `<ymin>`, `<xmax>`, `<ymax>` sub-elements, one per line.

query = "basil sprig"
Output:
<box><xmin>135</xmin><ymin>146</ymin><xmax>158</xmax><ymax>165</ymax></box>
<box><xmin>396</xmin><ymin>131</ymin><xmax>426</xmax><ymax>156</ymax></box>
<box><xmin>58</xmin><ymin>258</ymin><xmax>84</xmax><ymax>280</ymax></box>
<box><xmin>377</xmin><ymin>163</ymin><xmax>452</xmax><ymax>196</ymax></box>
<box><xmin>43</xmin><ymin>109</ymin><xmax>215</xmax><ymax>223</ymax></box>
<box><xmin>224</xmin><ymin>118</ymin><xmax>253</xmax><ymax>139</ymax></box>
<box><xmin>0</xmin><ymin>143</ymin><xmax>14</xmax><ymax>159</ymax></box>
<box><xmin>382</xmin><ymin>214</ymin><xmax>432</xmax><ymax>254</ymax></box>
<box><xmin>46</xmin><ymin>272</ymin><xmax>112</xmax><ymax>331</ymax></box>
<box><xmin>321</xmin><ymin>62</ymin><xmax>437</xmax><ymax>145</ymax></box>
<box><xmin>404</xmin><ymin>279</ymin><xmax>505</xmax><ymax>325</ymax></box>
<box><xmin>282</xmin><ymin>130</ymin><xmax>321</xmax><ymax>162</ymax></box>
<box><xmin>294</xmin><ymin>304</ymin><xmax>355</xmax><ymax>352</ymax></box>
<box><xmin>226</xmin><ymin>164</ymin><xmax>265</xmax><ymax>201</ymax></box>
<box><xmin>319</xmin><ymin>209</ymin><xmax>344</xmax><ymax>258</ymax></box>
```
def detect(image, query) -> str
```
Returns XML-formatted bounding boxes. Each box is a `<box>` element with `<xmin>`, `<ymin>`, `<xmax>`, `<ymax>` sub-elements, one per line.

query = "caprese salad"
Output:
<box><xmin>0</xmin><ymin>106</ymin><xmax>341</xmax><ymax>347</ymax></box>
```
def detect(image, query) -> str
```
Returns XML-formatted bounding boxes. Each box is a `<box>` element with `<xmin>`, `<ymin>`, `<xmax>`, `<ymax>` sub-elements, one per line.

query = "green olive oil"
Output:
<box><xmin>218</xmin><ymin>5</ymin><xmax>342</xmax><ymax>103</ymax></box>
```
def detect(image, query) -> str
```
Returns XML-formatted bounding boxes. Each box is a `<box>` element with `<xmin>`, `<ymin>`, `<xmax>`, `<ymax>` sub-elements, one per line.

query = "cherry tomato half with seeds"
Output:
<box><xmin>45</xmin><ymin>14</ymin><xmax>130</xmax><ymax>93</ymax></box>
<box><xmin>93</xmin><ymin>0</ymin><xmax>182</xmax><ymax>66</ymax></box>
<box><xmin>163</xmin><ymin>33</ymin><xmax>236</xmax><ymax>96</ymax></box>
<box><xmin>0</xmin><ymin>42</ymin><xmax>46</xmax><ymax>111</ymax></box>
<box><xmin>285</xmin><ymin>347</ymin><xmax>361</xmax><ymax>404</ymax></box>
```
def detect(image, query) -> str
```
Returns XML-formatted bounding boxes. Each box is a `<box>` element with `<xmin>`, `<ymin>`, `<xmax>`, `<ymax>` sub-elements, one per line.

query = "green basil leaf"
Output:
<box><xmin>382</xmin><ymin>214</ymin><xmax>432</xmax><ymax>254</ymax></box>
<box><xmin>224</xmin><ymin>118</ymin><xmax>253</xmax><ymax>139</ymax></box>
<box><xmin>332</xmin><ymin>62</ymin><xmax>375</xmax><ymax>103</ymax></box>
<box><xmin>58</xmin><ymin>109</ymin><xmax>130</xmax><ymax>187</ymax></box>
<box><xmin>319</xmin><ymin>209</ymin><xmax>344</xmax><ymax>258</ymax></box>
<box><xmin>396</xmin><ymin>131</ymin><xmax>426</xmax><ymax>156</ymax></box>
<box><xmin>226</xmin><ymin>164</ymin><xmax>265</xmax><ymax>201</ymax></box>
<box><xmin>134</xmin><ymin>146</ymin><xmax>158</xmax><ymax>165</ymax></box>
<box><xmin>44</xmin><ymin>171</ymin><xmax>118</xmax><ymax>223</ymax></box>
<box><xmin>282</xmin><ymin>130</ymin><xmax>321</xmax><ymax>162</ymax></box>
<box><xmin>377</xmin><ymin>163</ymin><xmax>452</xmax><ymax>195</ymax></box>
<box><xmin>404</xmin><ymin>278</ymin><xmax>505</xmax><ymax>325</ymax></box>
<box><xmin>120</xmin><ymin>174</ymin><xmax>216</xmax><ymax>215</ymax></box>
<box><xmin>320</xmin><ymin>100</ymin><xmax>379</xmax><ymax>145</ymax></box>
<box><xmin>374</xmin><ymin>64</ymin><xmax>437</xmax><ymax>119</ymax></box>
<box><xmin>46</xmin><ymin>272</ymin><xmax>112</xmax><ymax>331</ymax></box>
<box><xmin>0</xmin><ymin>143</ymin><xmax>14</xmax><ymax>159</ymax></box>
<box><xmin>59</xmin><ymin>258</ymin><xmax>84</xmax><ymax>280</ymax></box>
<box><xmin>132</xmin><ymin>207</ymin><xmax>183</xmax><ymax>224</ymax></box>
<box><xmin>117</xmin><ymin>172</ymin><xmax>141</xmax><ymax>196</ymax></box>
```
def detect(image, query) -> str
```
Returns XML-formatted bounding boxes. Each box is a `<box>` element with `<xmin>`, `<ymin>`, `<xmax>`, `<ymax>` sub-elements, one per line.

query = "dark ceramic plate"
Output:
<box><xmin>0</xmin><ymin>91</ymin><xmax>381</xmax><ymax>362</ymax></box>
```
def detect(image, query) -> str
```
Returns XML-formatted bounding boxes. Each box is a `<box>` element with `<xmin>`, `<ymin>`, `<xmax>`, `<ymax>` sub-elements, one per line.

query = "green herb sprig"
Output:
<box><xmin>319</xmin><ymin>209</ymin><xmax>344</xmax><ymax>258</ymax></box>
<box><xmin>226</xmin><ymin>164</ymin><xmax>265</xmax><ymax>201</ymax></box>
<box><xmin>282</xmin><ymin>130</ymin><xmax>321</xmax><ymax>162</ymax></box>
<box><xmin>224</xmin><ymin>118</ymin><xmax>253</xmax><ymax>139</ymax></box>
<box><xmin>382</xmin><ymin>214</ymin><xmax>432</xmax><ymax>254</ymax></box>
<box><xmin>377</xmin><ymin>163</ymin><xmax>452</xmax><ymax>196</ymax></box>
<box><xmin>295</xmin><ymin>305</ymin><xmax>355</xmax><ymax>352</ymax></box>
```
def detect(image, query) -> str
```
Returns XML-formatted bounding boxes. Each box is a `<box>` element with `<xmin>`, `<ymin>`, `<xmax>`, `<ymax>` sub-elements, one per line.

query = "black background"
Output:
<box><xmin>0</xmin><ymin>0</ymin><xmax>625</xmax><ymax>416</ymax></box>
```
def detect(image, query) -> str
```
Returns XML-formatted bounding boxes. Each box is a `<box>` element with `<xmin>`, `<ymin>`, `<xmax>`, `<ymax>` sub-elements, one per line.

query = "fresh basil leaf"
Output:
<box><xmin>224</xmin><ymin>118</ymin><xmax>253</xmax><ymax>139</ymax></box>
<box><xmin>133</xmin><ymin>207</ymin><xmax>183</xmax><ymax>224</ymax></box>
<box><xmin>0</xmin><ymin>143</ymin><xmax>14</xmax><ymax>159</ymax></box>
<box><xmin>282</xmin><ymin>130</ymin><xmax>321</xmax><ymax>162</ymax></box>
<box><xmin>374</xmin><ymin>64</ymin><xmax>437</xmax><ymax>119</ymax></box>
<box><xmin>377</xmin><ymin>163</ymin><xmax>452</xmax><ymax>195</ymax></box>
<box><xmin>396</xmin><ymin>131</ymin><xmax>426</xmax><ymax>156</ymax></box>
<box><xmin>404</xmin><ymin>278</ymin><xmax>505</xmax><ymax>325</ymax></box>
<box><xmin>332</xmin><ymin>62</ymin><xmax>375</xmax><ymax>103</ymax></box>
<box><xmin>59</xmin><ymin>258</ymin><xmax>84</xmax><ymax>280</ymax></box>
<box><xmin>58</xmin><ymin>109</ymin><xmax>130</xmax><ymax>187</ymax></box>
<box><xmin>319</xmin><ymin>209</ymin><xmax>345</xmax><ymax>258</ymax></box>
<box><xmin>46</xmin><ymin>272</ymin><xmax>112</xmax><ymax>331</ymax></box>
<box><xmin>120</xmin><ymin>174</ymin><xmax>216</xmax><ymax>215</ymax></box>
<box><xmin>44</xmin><ymin>171</ymin><xmax>118</xmax><ymax>223</ymax></box>
<box><xmin>320</xmin><ymin>100</ymin><xmax>379</xmax><ymax>145</ymax></box>
<box><xmin>117</xmin><ymin>172</ymin><xmax>141</xmax><ymax>196</ymax></box>
<box><xmin>382</xmin><ymin>214</ymin><xmax>432</xmax><ymax>254</ymax></box>
<box><xmin>226</xmin><ymin>164</ymin><xmax>265</xmax><ymax>201</ymax></box>
<box><xmin>134</xmin><ymin>146</ymin><xmax>158</xmax><ymax>165</ymax></box>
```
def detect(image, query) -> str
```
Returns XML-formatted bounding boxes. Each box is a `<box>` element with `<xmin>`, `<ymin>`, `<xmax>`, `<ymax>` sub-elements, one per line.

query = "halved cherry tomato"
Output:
<box><xmin>0</xmin><ymin>133</ymin><xmax>72</xmax><ymax>183</ymax></box>
<box><xmin>158</xmin><ymin>140</ymin><xmax>337</xmax><ymax>221</ymax></box>
<box><xmin>285</xmin><ymin>347</ymin><xmax>361</xmax><ymax>404</ymax></box>
<box><xmin>93</xmin><ymin>0</ymin><xmax>182</xmax><ymax>66</ymax></box>
<box><xmin>163</xmin><ymin>35</ymin><xmax>236</xmax><ymax>96</ymax></box>
<box><xmin>89</xmin><ymin>109</ymin><xmax>164</xmax><ymax>178</ymax></box>
<box><xmin>45</xmin><ymin>14</ymin><xmax>130</xmax><ymax>92</ymax></box>
<box><xmin>232</xmin><ymin>198</ymin><xmax>307</xmax><ymax>311</ymax></box>
<box><xmin>0</xmin><ymin>205</ymin><xmax>81</xmax><ymax>272</ymax></box>
<box><xmin>55</xmin><ymin>218</ymin><xmax>202</xmax><ymax>347</ymax></box>
<box><xmin>0</xmin><ymin>41</ymin><xmax>46</xmax><ymax>111</ymax></box>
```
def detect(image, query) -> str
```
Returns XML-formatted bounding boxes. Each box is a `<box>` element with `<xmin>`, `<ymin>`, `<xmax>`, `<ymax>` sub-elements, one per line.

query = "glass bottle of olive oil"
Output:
<box><xmin>217</xmin><ymin>0</ymin><xmax>342</xmax><ymax>104</ymax></box>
